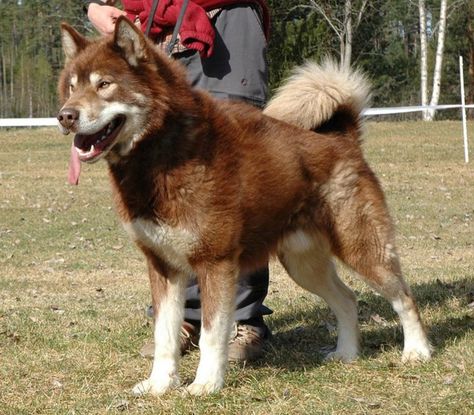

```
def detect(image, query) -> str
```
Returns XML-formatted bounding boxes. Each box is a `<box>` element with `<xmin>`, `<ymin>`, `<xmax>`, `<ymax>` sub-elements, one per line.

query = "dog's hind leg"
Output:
<box><xmin>341</xmin><ymin>245</ymin><xmax>431</xmax><ymax>362</ymax></box>
<box><xmin>132</xmin><ymin>251</ymin><xmax>188</xmax><ymax>396</ymax></box>
<box><xmin>347</xmin><ymin>245</ymin><xmax>431</xmax><ymax>362</ymax></box>
<box><xmin>278</xmin><ymin>231</ymin><xmax>360</xmax><ymax>362</ymax></box>
<box><xmin>325</xmin><ymin>169</ymin><xmax>432</xmax><ymax>362</ymax></box>
<box><xmin>186</xmin><ymin>259</ymin><xmax>239</xmax><ymax>395</ymax></box>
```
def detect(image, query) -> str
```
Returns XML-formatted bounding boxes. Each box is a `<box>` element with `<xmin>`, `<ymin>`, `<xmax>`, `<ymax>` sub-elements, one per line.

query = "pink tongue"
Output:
<box><xmin>68</xmin><ymin>142</ymin><xmax>81</xmax><ymax>185</ymax></box>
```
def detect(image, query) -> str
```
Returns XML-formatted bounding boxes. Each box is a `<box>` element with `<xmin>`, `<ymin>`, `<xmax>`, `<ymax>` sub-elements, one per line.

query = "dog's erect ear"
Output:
<box><xmin>114</xmin><ymin>16</ymin><xmax>149</xmax><ymax>67</ymax></box>
<box><xmin>60</xmin><ymin>23</ymin><xmax>90</xmax><ymax>63</ymax></box>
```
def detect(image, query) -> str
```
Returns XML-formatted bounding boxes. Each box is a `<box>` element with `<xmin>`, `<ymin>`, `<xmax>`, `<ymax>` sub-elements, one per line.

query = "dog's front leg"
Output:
<box><xmin>187</xmin><ymin>260</ymin><xmax>238</xmax><ymax>396</ymax></box>
<box><xmin>133</xmin><ymin>252</ymin><xmax>188</xmax><ymax>396</ymax></box>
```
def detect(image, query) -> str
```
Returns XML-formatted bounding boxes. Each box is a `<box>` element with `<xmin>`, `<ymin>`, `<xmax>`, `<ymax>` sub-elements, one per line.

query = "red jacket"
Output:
<box><xmin>122</xmin><ymin>0</ymin><xmax>270</xmax><ymax>57</ymax></box>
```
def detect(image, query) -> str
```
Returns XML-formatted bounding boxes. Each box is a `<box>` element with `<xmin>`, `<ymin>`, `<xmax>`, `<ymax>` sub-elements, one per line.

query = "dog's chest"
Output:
<box><xmin>123</xmin><ymin>218</ymin><xmax>197</xmax><ymax>274</ymax></box>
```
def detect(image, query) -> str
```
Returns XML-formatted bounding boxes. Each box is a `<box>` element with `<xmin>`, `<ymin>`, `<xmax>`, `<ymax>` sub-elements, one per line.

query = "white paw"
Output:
<box><xmin>323</xmin><ymin>345</ymin><xmax>359</xmax><ymax>363</ymax></box>
<box><xmin>324</xmin><ymin>350</ymin><xmax>358</xmax><ymax>363</ymax></box>
<box><xmin>186</xmin><ymin>380</ymin><xmax>224</xmax><ymax>396</ymax></box>
<box><xmin>132</xmin><ymin>376</ymin><xmax>180</xmax><ymax>396</ymax></box>
<box><xmin>402</xmin><ymin>344</ymin><xmax>432</xmax><ymax>363</ymax></box>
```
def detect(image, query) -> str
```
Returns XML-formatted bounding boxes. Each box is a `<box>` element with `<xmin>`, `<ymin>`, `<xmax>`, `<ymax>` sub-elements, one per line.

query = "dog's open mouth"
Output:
<box><xmin>74</xmin><ymin>115</ymin><xmax>125</xmax><ymax>162</ymax></box>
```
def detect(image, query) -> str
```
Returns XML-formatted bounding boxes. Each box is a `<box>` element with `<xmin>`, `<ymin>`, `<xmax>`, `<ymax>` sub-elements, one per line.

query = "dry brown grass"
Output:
<box><xmin>1</xmin><ymin>121</ymin><xmax>473</xmax><ymax>414</ymax></box>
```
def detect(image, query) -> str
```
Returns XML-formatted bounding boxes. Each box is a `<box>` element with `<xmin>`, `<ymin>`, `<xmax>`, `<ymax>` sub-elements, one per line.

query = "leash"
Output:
<box><xmin>144</xmin><ymin>0</ymin><xmax>190</xmax><ymax>57</ymax></box>
<box><xmin>144</xmin><ymin>0</ymin><xmax>160</xmax><ymax>37</ymax></box>
<box><xmin>166</xmin><ymin>0</ymin><xmax>189</xmax><ymax>56</ymax></box>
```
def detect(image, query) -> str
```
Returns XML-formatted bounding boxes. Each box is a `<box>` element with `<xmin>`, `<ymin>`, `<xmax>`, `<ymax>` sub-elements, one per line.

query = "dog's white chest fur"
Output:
<box><xmin>123</xmin><ymin>218</ymin><xmax>197</xmax><ymax>274</ymax></box>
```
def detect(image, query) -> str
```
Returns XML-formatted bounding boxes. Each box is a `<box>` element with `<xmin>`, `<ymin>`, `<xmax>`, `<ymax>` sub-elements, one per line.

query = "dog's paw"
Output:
<box><xmin>132</xmin><ymin>375</ymin><xmax>180</xmax><ymax>396</ymax></box>
<box><xmin>321</xmin><ymin>345</ymin><xmax>359</xmax><ymax>363</ymax></box>
<box><xmin>185</xmin><ymin>380</ymin><xmax>223</xmax><ymax>396</ymax></box>
<box><xmin>132</xmin><ymin>379</ymin><xmax>154</xmax><ymax>396</ymax></box>
<box><xmin>323</xmin><ymin>347</ymin><xmax>359</xmax><ymax>363</ymax></box>
<box><xmin>402</xmin><ymin>344</ymin><xmax>432</xmax><ymax>363</ymax></box>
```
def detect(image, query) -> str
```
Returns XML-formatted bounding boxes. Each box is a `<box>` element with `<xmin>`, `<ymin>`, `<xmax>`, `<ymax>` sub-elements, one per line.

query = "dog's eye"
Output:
<box><xmin>98</xmin><ymin>81</ymin><xmax>111</xmax><ymax>90</ymax></box>
<box><xmin>69</xmin><ymin>84</ymin><xmax>75</xmax><ymax>93</ymax></box>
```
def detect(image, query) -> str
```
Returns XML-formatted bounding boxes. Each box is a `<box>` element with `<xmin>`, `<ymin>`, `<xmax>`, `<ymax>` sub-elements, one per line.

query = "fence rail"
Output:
<box><xmin>0</xmin><ymin>118</ymin><xmax>58</xmax><ymax>127</ymax></box>
<box><xmin>1</xmin><ymin>104</ymin><xmax>472</xmax><ymax>162</ymax></box>
<box><xmin>1</xmin><ymin>105</ymin><xmax>473</xmax><ymax>127</ymax></box>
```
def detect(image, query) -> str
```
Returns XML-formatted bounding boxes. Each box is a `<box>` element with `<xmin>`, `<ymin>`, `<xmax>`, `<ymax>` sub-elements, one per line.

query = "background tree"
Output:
<box><xmin>295</xmin><ymin>0</ymin><xmax>369</xmax><ymax>68</ymax></box>
<box><xmin>422</xmin><ymin>0</ymin><xmax>473</xmax><ymax>120</ymax></box>
<box><xmin>267</xmin><ymin>0</ymin><xmax>334</xmax><ymax>89</ymax></box>
<box><xmin>444</xmin><ymin>0</ymin><xmax>474</xmax><ymax>119</ymax></box>
<box><xmin>0</xmin><ymin>0</ymin><xmax>472</xmax><ymax>118</ymax></box>
<box><xmin>426</xmin><ymin>0</ymin><xmax>448</xmax><ymax>121</ymax></box>
<box><xmin>419</xmin><ymin>0</ymin><xmax>429</xmax><ymax>120</ymax></box>
<box><xmin>468</xmin><ymin>1</ymin><xmax>474</xmax><ymax>117</ymax></box>
<box><xmin>0</xmin><ymin>0</ymin><xmax>88</xmax><ymax>118</ymax></box>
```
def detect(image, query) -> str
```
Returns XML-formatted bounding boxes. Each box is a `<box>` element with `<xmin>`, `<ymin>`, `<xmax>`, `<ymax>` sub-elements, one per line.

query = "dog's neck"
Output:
<box><xmin>106</xmin><ymin>97</ymin><xmax>217</xmax><ymax>225</ymax></box>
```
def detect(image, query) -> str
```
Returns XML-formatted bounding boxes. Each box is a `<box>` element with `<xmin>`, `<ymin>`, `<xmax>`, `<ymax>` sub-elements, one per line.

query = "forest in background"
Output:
<box><xmin>0</xmin><ymin>0</ymin><xmax>473</xmax><ymax>119</ymax></box>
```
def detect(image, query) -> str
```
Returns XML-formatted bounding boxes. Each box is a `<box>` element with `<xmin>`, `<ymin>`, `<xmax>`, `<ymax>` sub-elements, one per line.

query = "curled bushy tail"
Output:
<box><xmin>264</xmin><ymin>60</ymin><xmax>371</xmax><ymax>138</ymax></box>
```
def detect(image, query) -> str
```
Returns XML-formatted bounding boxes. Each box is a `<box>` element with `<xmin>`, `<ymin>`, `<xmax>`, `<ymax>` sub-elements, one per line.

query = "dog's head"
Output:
<box><xmin>57</xmin><ymin>17</ymin><xmax>187</xmax><ymax>165</ymax></box>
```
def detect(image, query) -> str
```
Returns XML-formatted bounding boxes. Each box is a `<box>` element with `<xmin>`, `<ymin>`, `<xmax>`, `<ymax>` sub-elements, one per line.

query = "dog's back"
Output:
<box><xmin>193</xmin><ymin>63</ymin><xmax>373</xmax><ymax>273</ymax></box>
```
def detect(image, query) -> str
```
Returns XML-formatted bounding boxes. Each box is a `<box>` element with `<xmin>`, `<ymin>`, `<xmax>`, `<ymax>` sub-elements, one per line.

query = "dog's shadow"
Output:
<box><xmin>251</xmin><ymin>277</ymin><xmax>474</xmax><ymax>370</ymax></box>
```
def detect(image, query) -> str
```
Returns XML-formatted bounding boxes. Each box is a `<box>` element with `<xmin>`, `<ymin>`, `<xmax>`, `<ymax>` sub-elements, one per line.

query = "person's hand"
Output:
<box><xmin>88</xmin><ymin>3</ymin><xmax>127</xmax><ymax>35</ymax></box>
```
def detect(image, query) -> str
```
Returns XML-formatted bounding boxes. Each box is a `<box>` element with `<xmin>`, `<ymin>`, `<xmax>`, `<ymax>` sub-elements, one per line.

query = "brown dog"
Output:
<box><xmin>57</xmin><ymin>17</ymin><xmax>431</xmax><ymax>396</ymax></box>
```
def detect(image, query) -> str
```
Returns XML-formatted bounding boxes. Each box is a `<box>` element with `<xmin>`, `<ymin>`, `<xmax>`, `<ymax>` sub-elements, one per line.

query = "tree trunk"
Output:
<box><xmin>427</xmin><ymin>0</ymin><xmax>448</xmax><ymax>121</ymax></box>
<box><xmin>467</xmin><ymin>0</ymin><xmax>474</xmax><ymax>119</ymax></box>
<box><xmin>21</xmin><ymin>55</ymin><xmax>25</xmax><ymax>117</ymax></box>
<box><xmin>1</xmin><ymin>48</ymin><xmax>6</xmax><ymax>117</ymax></box>
<box><xmin>419</xmin><ymin>0</ymin><xmax>429</xmax><ymax>120</ymax></box>
<box><xmin>10</xmin><ymin>47</ymin><xmax>14</xmax><ymax>107</ymax></box>
<box><xmin>342</xmin><ymin>0</ymin><xmax>352</xmax><ymax>70</ymax></box>
<box><xmin>29</xmin><ymin>90</ymin><xmax>33</xmax><ymax>119</ymax></box>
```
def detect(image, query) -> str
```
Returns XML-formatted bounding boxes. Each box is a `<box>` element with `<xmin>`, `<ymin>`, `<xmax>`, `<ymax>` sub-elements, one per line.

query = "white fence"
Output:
<box><xmin>362</xmin><ymin>104</ymin><xmax>473</xmax><ymax>116</ymax></box>
<box><xmin>0</xmin><ymin>118</ymin><xmax>57</xmax><ymax>127</ymax></box>
<box><xmin>0</xmin><ymin>104</ymin><xmax>472</xmax><ymax>163</ymax></box>
<box><xmin>0</xmin><ymin>104</ymin><xmax>471</xmax><ymax>124</ymax></box>
<box><xmin>0</xmin><ymin>56</ymin><xmax>472</xmax><ymax>162</ymax></box>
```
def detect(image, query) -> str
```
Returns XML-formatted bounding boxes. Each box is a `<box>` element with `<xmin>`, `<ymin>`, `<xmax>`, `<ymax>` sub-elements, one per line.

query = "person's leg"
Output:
<box><xmin>180</xmin><ymin>5</ymin><xmax>271</xmax><ymax>360</ymax></box>
<box><xmin>183</xmin><ymin>269</ymin><xmax>271</xmax><ymax>321</ymax></box>
<box><xmin>181</xmin><ymin>268</ymin><xmax>272</xmax><ymax>361</ymax></box>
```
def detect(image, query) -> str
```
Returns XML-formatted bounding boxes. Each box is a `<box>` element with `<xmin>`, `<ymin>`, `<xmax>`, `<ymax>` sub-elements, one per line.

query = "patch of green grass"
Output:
<box><xmin>1</xmin><ymin>122</ymin><xmax>474</xmax><ymax>414</ymax></box>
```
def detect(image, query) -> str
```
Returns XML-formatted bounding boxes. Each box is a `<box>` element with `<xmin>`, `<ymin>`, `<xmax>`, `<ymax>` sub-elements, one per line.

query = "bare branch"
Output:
<box><xmin>308</xmin><ymin>0</ymin><xmax>344</xmax><ymax>39</ymax></box>
<box><xmin>355</xmin><ymin>0</ymin><xmax>369</xmax><ymax>29</ymax></box>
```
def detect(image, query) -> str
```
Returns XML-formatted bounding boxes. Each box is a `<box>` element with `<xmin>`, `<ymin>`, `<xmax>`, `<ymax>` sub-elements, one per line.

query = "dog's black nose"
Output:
<box><xmin>57</xmin><ymin>107</ymin><xmax>79</xmax><ymax>129</ymax></box>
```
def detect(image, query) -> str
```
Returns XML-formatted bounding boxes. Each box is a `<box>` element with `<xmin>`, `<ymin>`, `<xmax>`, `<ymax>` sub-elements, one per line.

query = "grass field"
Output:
<box><xmin>1</xmin><ymin>121</ymin><xmax>473</xmax><ymax>414</ymax></box>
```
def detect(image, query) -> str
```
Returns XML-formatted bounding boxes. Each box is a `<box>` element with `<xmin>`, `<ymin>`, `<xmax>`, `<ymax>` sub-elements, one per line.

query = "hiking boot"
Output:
<box><xmin>139</xmin><ymin>320</ymin><xmax>199</xmax><ymax>359</ymax></box>
<box><xmin>139</xmin><ymin>318</ymin><xmax>271</xmax><ymax>362</ymax></box>
<box><xmin>227</xmin><ymin>319</ymin><xmax>271</xmax><ymax>362</ymax></box>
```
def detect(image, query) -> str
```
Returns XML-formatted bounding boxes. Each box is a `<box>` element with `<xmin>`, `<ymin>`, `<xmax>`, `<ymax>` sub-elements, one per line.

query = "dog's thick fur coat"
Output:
<box><xmin>57</xmin><ymin>17</ymin><xmax>431</xmax><ymax>395</ymax></box>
